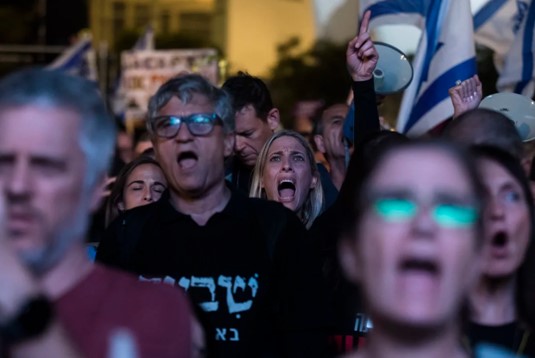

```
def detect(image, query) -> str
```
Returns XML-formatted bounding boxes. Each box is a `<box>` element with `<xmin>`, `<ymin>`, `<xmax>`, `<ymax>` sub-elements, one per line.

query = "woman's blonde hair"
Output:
<box><xmin>250</xmin><ymin>130</ymin><xmax>324</xmax><ymax>228</ymax></box>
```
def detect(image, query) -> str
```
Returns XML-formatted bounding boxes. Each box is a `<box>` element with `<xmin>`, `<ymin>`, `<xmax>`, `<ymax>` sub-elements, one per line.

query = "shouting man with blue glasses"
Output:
<box><xmin>146</xmin><ymin>80</ymin><xmax>234</xmax><ymax>214</ymax></box>
<box><xmin>97</xmin><ymin>74</ymin><xmax>329</xmax><ymax>358</ymax></box>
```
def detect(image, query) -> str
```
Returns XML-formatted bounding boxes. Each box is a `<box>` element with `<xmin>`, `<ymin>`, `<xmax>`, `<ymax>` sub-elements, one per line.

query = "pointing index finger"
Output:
<box><xmin>359</xmin><ymin>10</ymin><xmax>371</xmax><ymax>36</ymax></box>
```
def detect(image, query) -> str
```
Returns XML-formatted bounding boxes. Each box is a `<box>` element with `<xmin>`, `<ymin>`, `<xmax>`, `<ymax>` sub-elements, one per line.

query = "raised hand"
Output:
<box><xmin>448</xmin><ymin>74</ymin><xmax>483</xmax><ymax>118</ymax></box>
<box><xmin>347</xmin><ymin>10</ymin><xmax>379</xmax><ymax>82</ymax></box>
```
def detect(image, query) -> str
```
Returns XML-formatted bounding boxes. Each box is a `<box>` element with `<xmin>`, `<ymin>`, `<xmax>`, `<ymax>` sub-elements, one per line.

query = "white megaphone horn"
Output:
<box><xmin>373</xmin><ymin>42</ymin><xmax>413</xmax><ymax>95</ymax></box>
<box><xmin>479</xmin><ymin>92</ymin><xmax>535</xmax><ymax>142</ymax></box>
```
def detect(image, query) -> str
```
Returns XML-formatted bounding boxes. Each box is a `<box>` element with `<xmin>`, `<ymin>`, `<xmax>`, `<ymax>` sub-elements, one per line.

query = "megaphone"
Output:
<box><xmin>373</xmin><ymin>42</ymin><xmax>413</xmax><ymax>95</ymax></box>
<box><xmin>479</xmin><ymin>92</ymin><xmax>535</xmax><ymax>142</ymax></box>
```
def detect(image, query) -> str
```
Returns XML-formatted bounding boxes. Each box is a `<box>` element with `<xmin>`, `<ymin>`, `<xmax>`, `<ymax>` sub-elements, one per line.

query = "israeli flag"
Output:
<box><xmin>47</xmin><ymin>33</ymin><xmax>98</xmax><ymax>82</ymax></box>
<box><xmin>361</xmin><ymin>0</ymin><xmax>426</xmax><ymax>28</ymax></box>
<box><xmin>473</xmin><ymin>0</ymin><xmax>534</xmax><ymax>97</ymax></box>
<box><xmin>473</xmin><ymin>0</ymin><xmax>518</xmax><ymax>70</ymax></box>
<box><xmin>361</xmin><ymin>0</ymin><xmax>477</xmax><ymax>136</ymax></box>
<box><xmin>497</xmin><ymin>1</ymin><xmax>534</xmax><ymax>97</ymax></box>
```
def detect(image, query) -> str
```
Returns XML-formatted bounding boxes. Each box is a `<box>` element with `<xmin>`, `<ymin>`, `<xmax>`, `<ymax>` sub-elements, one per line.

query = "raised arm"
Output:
<box><xmin>347</xmin><ymin>10</ymin><xmax>381</xmax><ymax>145</ymax></box>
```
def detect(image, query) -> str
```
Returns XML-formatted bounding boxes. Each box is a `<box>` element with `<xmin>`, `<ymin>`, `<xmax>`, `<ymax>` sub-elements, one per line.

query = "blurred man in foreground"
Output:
<box><xmin>0</xmin><ymin>69</ymin><xmax>193</xmax><ymax>357</ymax></box>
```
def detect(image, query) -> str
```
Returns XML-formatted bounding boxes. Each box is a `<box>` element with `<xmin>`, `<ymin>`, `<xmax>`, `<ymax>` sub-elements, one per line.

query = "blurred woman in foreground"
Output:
<box><xmin>338</xmin><ymin>140</ymin><xmax>485</xmax><ymax>357</ymax></box>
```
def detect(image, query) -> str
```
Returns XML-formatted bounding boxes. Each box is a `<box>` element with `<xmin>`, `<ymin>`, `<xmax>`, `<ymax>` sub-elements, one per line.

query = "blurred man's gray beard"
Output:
<box><xmin>18</xmin><ymin>197</ymin><xmax>91</xmax><ymax>276</ymax></box>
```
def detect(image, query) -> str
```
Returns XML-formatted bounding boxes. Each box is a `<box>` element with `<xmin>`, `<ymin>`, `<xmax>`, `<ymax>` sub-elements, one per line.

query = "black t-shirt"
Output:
<box><xmin>97</xmin><ymin>189</ymin><xmax>329</xmax><ymax>358</ymax></box>
<box><xmin>468</xmin><ymin>321</ymin><xmax>535</xmax><ymax>357</ymax></box>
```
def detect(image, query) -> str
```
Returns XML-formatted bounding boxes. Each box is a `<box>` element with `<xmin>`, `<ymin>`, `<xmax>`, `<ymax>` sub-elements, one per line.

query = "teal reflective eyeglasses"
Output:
<box><xmin>372</xmin><ymin>197</ymin><xmax>478</xmax><ymax>228</ymax></box>
<box><xmin>150</xmin><ymin>113</ymin><xmax>222</xmax><ymax>138</ymax></box>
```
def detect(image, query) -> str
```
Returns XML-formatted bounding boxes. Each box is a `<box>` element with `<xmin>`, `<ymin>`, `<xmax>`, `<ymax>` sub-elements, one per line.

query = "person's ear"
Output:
<box><xmin>117</xmin><ymin>201</ymin><xmax>125</xmax><ymax>211</ymax></box>
<box><xmin>266</xmin><ymin>108</ymin><xmax>280</xmax><ymax>132</ymax></box>
<box><xmin>314</xmin><ymin>134</ymin><xmax>326</xmax><ymax>154</ymax></box>
<box><xmin>338</xmin><ymin>237</ymin><xmax>362</xmax><ymax>284</ymax></box>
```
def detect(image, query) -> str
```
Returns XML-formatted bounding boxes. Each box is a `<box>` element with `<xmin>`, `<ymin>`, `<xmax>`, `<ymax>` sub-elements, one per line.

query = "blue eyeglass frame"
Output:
<box><xmin>150</xmin><ymin>113</ymin><xmax>222</xmax><ymax>138</ymax></box>
<box><xmin>372</xmin><ymin>197</ymin><xmax>479</xmax><ymax>228</ymax></box>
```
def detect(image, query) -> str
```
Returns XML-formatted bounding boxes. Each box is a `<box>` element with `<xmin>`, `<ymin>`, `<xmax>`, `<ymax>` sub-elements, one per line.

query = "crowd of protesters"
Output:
<box><xmin>2</xmin><ymin>9</ymin><xmax>535</xmax><ymax>358</ymax></box>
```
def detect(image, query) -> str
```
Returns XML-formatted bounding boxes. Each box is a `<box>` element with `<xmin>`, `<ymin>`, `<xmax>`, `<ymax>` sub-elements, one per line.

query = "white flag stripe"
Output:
<box><xmin>406</xmin><ymin>95</ymin><xmax>454</xmax><ymax>136</ymax></box>
<box><xmin>396</xmin><ymin>28</ymin><xmax>427</xmax><ymax>135</ymax></box>
<box><xmin>398</xmin><ymin>0</ymin><xmax>477</xmax><ymax>134</ymax></box>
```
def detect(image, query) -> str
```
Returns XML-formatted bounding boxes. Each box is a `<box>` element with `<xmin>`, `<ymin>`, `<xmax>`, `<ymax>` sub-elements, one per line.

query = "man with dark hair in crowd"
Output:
<box><xmin>313</xmin><ymin>103</ymin><xmax>350</xmax><ymax>192</ymax></box>
<box><xmin>312</xmin><ymin>103</ymin><xmax>350</xmax><ymax>209</ymax></box>
<box><xmin>0</xmin><ymin>69</ymin><xmax>193</xmax><ymax>357</ymax></box>
<box><xmin>222</xmin><ymin>72</ymin><xmax>280</xmax><ymax>192</ymax></box>
<box><xmin>97</xmin><ymin>73</ymin><xmax>328</xmax><ymax>357</ymax></box>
